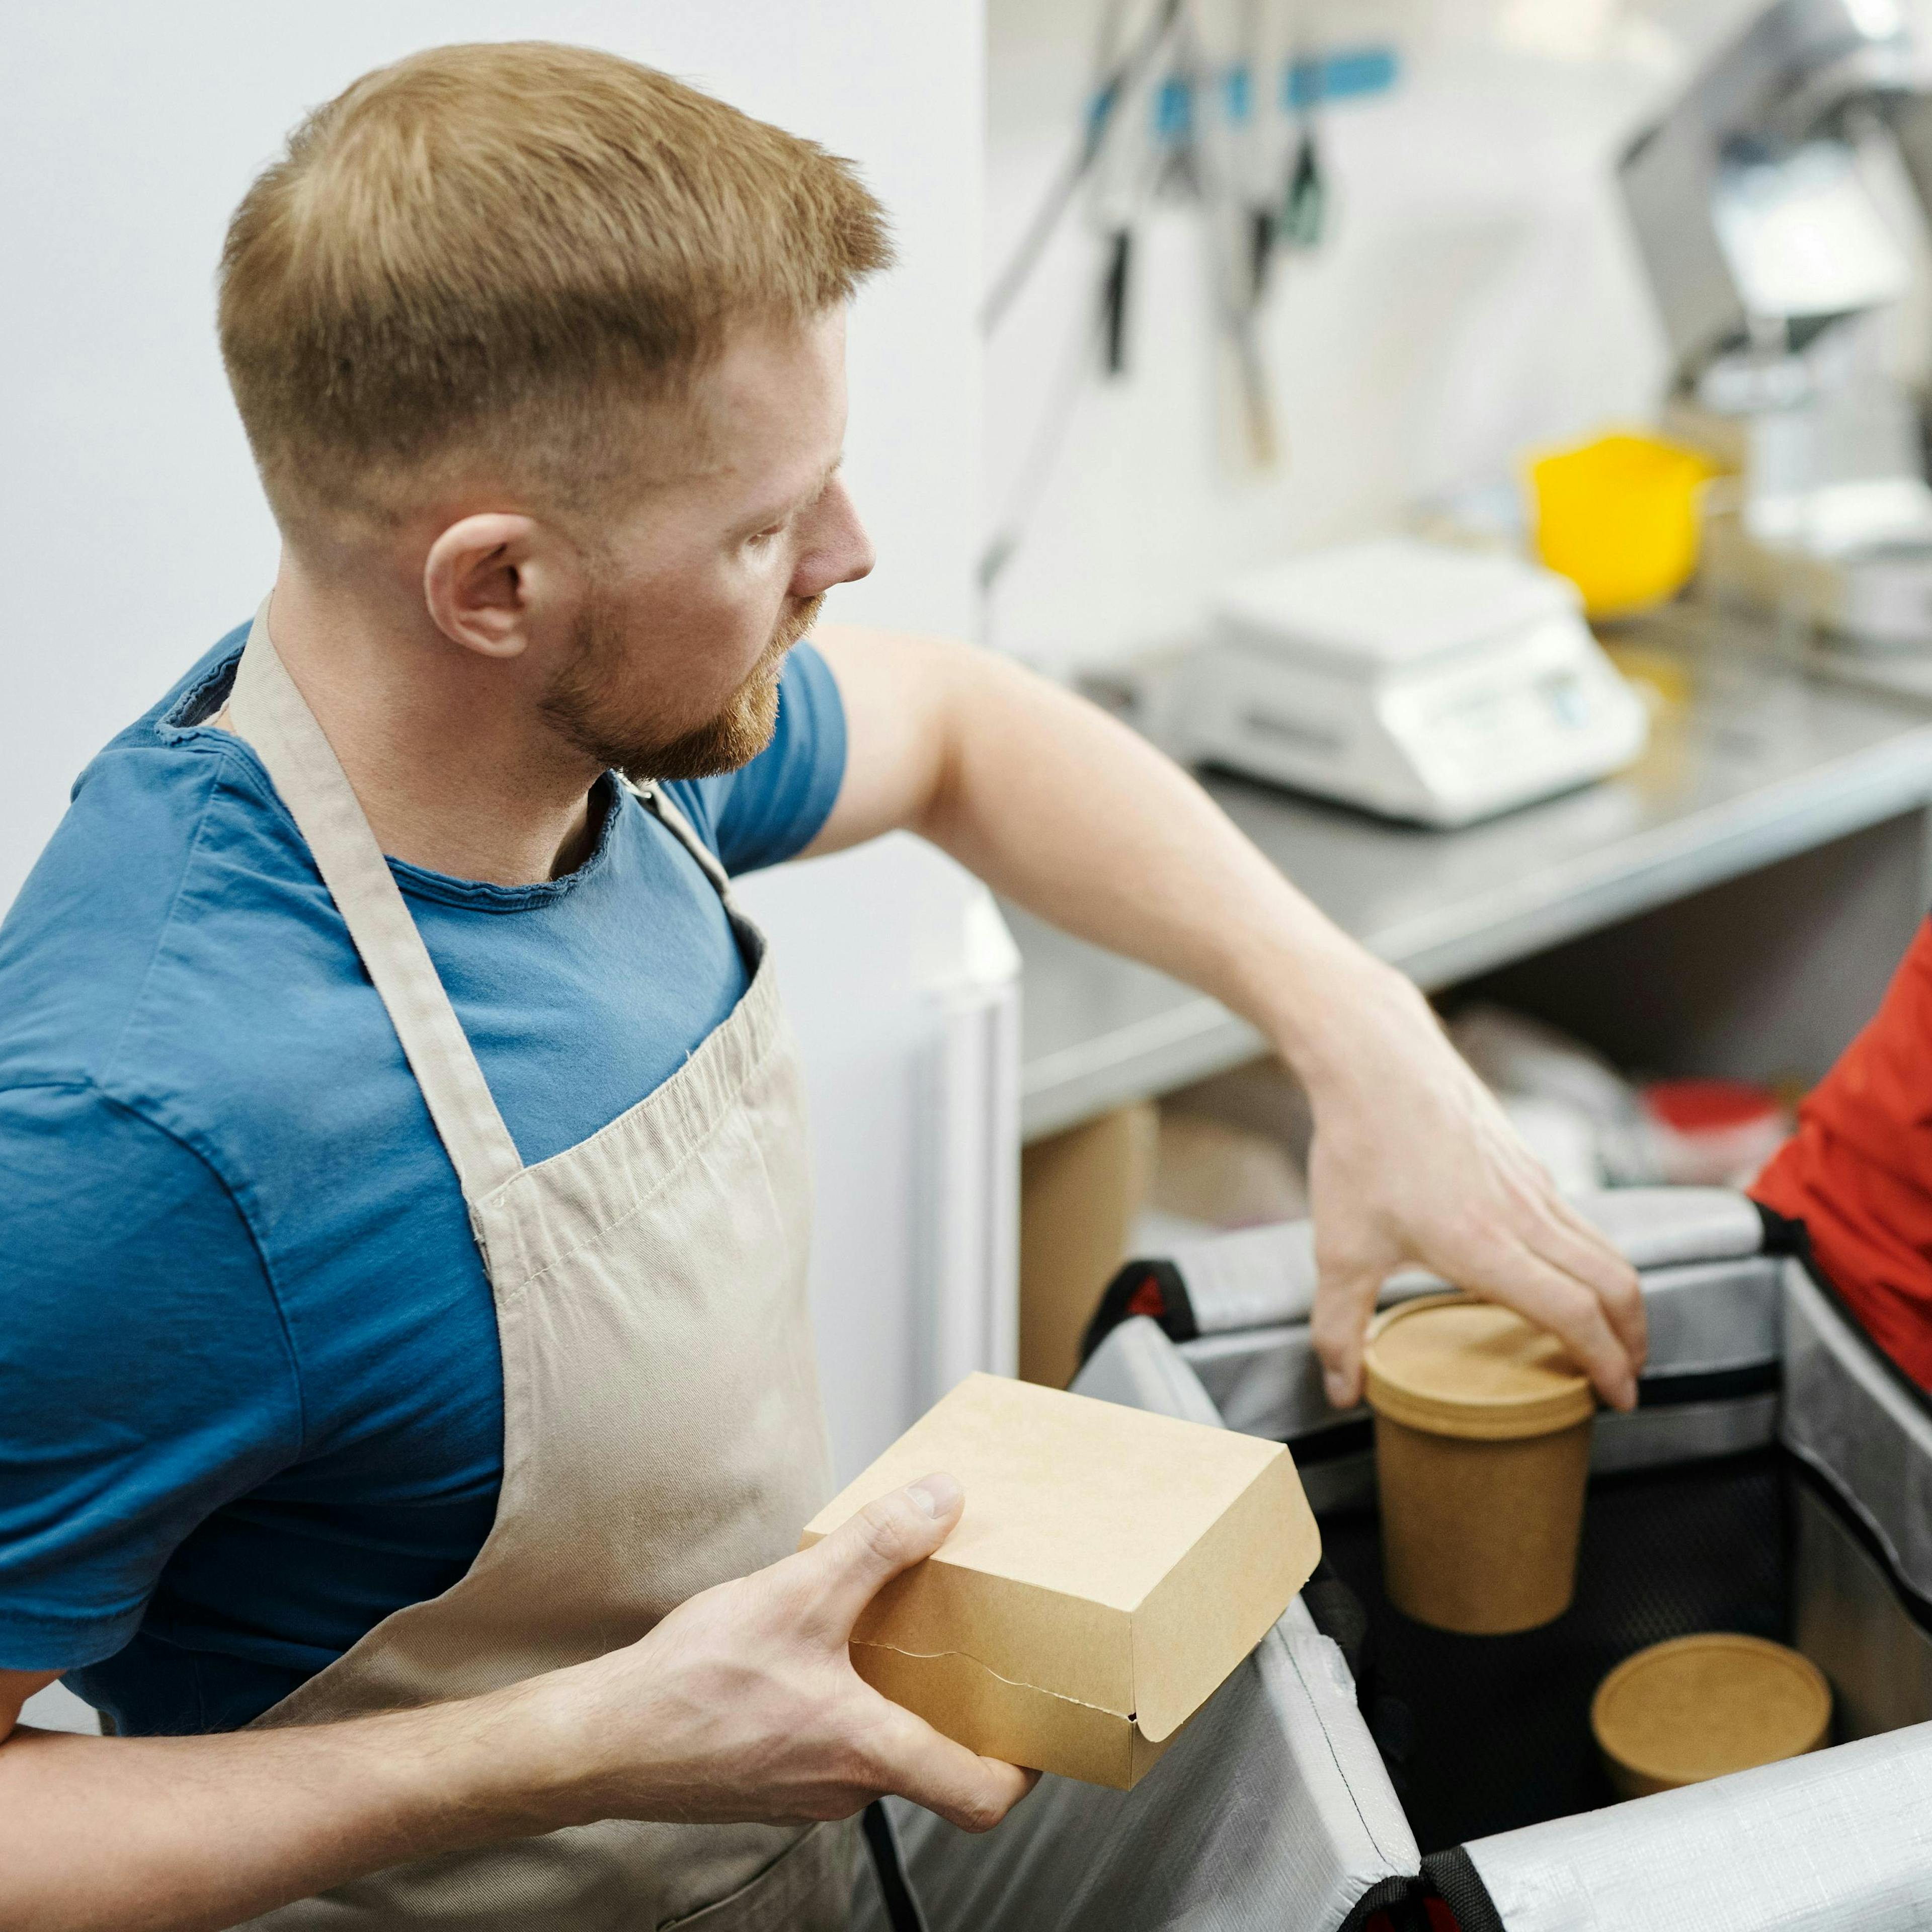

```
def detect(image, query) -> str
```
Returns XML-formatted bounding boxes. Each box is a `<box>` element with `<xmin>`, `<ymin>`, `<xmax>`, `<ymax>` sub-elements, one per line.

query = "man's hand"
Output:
<box><xmin>1300</xmin><ymin>964</ymin><xmax>1645</xmax><ymax>1412</ymax></box>
<box><xmin>541</xmin><ymin>1472</ymin><xmax>1035</xmax><ymax>1831</ymax></box>
<box><xmin>808</xmin><ymin>630</ymin><xmax>1644</xmax><ymax>1414</ymax></box>
<box><xmin>0</xmin><ymin>1476</ymin><xmax>1030</xmax><ymax>1932</ymax></box>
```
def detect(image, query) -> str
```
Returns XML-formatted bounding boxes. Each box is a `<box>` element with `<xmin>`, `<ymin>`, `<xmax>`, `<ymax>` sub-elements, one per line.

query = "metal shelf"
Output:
<box><xmin>1015</xmin><ymin>609</ymin><xmax>1932</xmax><ymax>1141</ymax></box>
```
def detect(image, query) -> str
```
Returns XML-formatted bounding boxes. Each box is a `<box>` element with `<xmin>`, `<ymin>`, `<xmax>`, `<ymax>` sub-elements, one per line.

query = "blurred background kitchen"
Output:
<box><xmin>992</xmin><ymin>0</ymin><xmax>1932</xmax><ymax>1397</ymax></box>
<box><xmin>13</xmin><ymin>0</ymin><xmax>1932</xmax><ymax>1491</ymax></box>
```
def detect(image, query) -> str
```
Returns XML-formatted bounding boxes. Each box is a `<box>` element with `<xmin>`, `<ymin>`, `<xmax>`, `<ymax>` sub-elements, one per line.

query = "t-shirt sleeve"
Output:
<box><xmin>0</xmin><ymin>1086</ymin><xmax>301</xmax><ymax>1671</ymax></box>
<box><xmin>669</xmin><ymin>638</ymin><xmax>848</xmax><ymax>876</ymax></box>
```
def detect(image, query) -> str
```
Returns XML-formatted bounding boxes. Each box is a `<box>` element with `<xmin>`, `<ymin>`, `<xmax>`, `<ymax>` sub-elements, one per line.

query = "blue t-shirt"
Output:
<box><xmin>0</xmin><ymin>623</ymin><xmax>846</xmax><ymax>1735</ymax></box>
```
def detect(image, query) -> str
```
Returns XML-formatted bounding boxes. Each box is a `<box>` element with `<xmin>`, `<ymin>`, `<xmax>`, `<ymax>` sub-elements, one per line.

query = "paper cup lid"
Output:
<box><xmin>1363</xmin><ymin>1294</ymin><xmax>1594</xmax><ymax>1440</ymax></box>
<box><xmin>1592</xmin><ymin>1635</ymin><xmax>1831</xmax><ymax>1790</ymax></box>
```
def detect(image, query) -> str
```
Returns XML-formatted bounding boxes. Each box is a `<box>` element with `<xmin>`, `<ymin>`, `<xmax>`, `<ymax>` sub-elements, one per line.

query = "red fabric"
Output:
<box><xmin>1753</xmin><ymin>919</ymin><xmax>1932</xmax><ymax>1391</ymax></box>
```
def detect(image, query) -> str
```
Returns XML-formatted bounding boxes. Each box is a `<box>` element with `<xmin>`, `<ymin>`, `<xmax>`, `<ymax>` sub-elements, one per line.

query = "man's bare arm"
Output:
<box><xmin>0</xmin><ymin>1663</ymin><xmax>588</xmax><ymax>1932</ymax></box>
<box><xmin>808</xmin><ymin>625</ymin><xmax>1644</xmax><ymax>1408</ymax></box>
<box><xmin>0</xmin><ymin>1480</ymin><xmax>1027</xmax><ymax>1932</ymax></box>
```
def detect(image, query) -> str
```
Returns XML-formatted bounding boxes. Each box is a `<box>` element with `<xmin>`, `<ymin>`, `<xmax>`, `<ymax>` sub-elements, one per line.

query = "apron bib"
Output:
<box><xmin>222</xmin><ymin>606</ymin><xmax>852</xmax><ymax>1931</ymax></box>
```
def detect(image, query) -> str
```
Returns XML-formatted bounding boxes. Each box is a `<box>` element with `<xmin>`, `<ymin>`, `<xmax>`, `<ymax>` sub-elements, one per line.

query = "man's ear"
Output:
<box><xmin>423</xmin><ymin>513</ymin><xmax>577</xmax><ymax>661</ymax></box>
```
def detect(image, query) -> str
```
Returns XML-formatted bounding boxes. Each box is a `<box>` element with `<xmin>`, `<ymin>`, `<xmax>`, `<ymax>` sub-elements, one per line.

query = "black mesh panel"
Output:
<box><xmin>1320</xmin><ymin>1447</ymin><xmax>1788</xmax><ymax>1851</ymax></box>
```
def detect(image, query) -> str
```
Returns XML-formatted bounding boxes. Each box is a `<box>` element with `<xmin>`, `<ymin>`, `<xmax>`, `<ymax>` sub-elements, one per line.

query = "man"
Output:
<box><xmin>0</xmin><ymin>42</ymin><xmax>1642</xmax><ymax>1930</ymax></box>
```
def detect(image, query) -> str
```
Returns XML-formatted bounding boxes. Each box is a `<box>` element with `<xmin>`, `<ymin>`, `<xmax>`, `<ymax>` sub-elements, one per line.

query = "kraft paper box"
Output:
<box><xmin>799</xmin><ymin>1371</ymin><xmax>1320</xmax><ymax>1789</ymax></box>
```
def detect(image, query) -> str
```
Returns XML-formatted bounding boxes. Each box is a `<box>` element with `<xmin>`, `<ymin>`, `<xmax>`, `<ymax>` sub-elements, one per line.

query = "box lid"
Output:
<box><xmin>801</xmin><ymin>1373</ymin><xmax>1318</xmax><ymax>1744</ymax></box>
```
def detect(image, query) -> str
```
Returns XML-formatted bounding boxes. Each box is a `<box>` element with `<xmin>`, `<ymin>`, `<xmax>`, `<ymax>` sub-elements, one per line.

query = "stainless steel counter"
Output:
<box><xmin>1016</xmin><ymin>609</ymin><xmax>1932</xmax><ymax>1141</ymax></box>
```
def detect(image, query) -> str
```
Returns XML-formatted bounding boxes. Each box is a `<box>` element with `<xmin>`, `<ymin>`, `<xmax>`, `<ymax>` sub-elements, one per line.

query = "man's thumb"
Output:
<box><xmin>805</xmin><ymin>1473</ymin><xmax>963</xmax><ymax>1638</ymax></box>
<box><xmin>1311</xmin><ymin>1268</ymin><xmax>1381</xmax><ymax>1410</ymax></box>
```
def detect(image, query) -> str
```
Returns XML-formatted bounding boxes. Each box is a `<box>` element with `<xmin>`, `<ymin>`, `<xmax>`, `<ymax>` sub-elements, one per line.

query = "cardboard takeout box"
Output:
<box><xmin>800</xmin><ymin>1371</ymin><xmax>1320</xmax><ymax>1789</ymax></box>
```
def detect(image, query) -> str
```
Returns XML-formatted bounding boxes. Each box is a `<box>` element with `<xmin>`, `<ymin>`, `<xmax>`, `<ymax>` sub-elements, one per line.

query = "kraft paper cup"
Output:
<box><xmin>1364</xmin><ymin>1295</ymin><xmax>1596</xmax><ymax>1635</ymax></box>
<box><xmin>1592</xmin><ymin>1634</ymin><xmax>1831</xmax><ymax>1799</ymax></box>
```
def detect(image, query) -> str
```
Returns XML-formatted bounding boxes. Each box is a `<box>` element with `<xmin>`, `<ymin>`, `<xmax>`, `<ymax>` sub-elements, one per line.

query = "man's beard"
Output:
<box><xmin>542</xmin><ymin>593</ymin><xmax>824</xmax><ymax>784</ymax></box>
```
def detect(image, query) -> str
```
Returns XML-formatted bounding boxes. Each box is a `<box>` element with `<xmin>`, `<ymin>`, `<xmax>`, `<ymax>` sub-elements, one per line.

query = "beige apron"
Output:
<box><xmin>222</xmin><ymin>607</ymin><xmax>854</xmax><ymax>1930</ymax></box>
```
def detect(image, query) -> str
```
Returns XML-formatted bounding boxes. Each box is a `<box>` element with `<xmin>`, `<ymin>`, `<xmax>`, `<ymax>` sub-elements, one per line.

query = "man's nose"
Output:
<box><xmin>793</xmin><ymin>478</ymin><xmax>875</xmax><ymax>599</ymax></box>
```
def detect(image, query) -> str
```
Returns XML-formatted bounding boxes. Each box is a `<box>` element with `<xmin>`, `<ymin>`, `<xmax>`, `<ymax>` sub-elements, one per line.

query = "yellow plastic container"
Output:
<box><xmin>1530</xmin><ymin>433</ymin><xmax>1717</xmax><ymax>619</ymax></box>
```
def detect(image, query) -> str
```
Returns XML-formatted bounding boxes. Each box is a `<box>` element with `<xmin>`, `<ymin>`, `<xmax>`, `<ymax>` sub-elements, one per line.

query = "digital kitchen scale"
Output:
<box><xmin>1180</xmin><ymin>537</ymin><xmax>1650</xmax><ymax>828</ymax></box>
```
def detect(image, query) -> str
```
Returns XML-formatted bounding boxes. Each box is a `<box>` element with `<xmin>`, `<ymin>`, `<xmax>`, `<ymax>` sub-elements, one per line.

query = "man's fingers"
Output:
<box><xmin>1525</xmin><ymin>1195</ymin><xmax>1648</xmax><ymax>1373</ymax></box>
<box><xmin>1309</xmin><ymin>1259</ymin><xmax>1390</xmax><ymax>1410</ymax></box>
<box><xmin>1466</xmin><ymin>1237</ymin><xmax>1638</xmax><ymax>1410</ymax></box>
<box><xmin>867</xmin><ymin>1700</ymin><xmax>1038</xmax><ymax>1832</ymax></box>
<box><xmin>798</xmin><ymin>1474</ymin><xmax>963</xmax><ymax>1640</ymax></box>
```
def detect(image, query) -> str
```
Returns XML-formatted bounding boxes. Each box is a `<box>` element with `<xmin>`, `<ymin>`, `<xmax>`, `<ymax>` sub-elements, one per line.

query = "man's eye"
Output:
<box><xmin>747</xmin><ymin>525</ymin><xmax>784</xmax><ymax>547</ymax></box>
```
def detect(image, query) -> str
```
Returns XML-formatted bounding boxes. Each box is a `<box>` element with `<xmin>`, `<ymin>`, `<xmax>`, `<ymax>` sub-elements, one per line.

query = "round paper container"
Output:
<box><xmin>1592</xmin><ymin>1634</ymin><xmax>1831</xmax><ymax>1800</ymax></box>
<box><xmin>1364</xmin><ymin>1295</ymin><xmax>1595</xmax><ymax>1634</ymax></box>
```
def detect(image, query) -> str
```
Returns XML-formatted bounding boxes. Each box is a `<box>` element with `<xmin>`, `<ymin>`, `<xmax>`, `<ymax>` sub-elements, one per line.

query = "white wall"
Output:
<box><xmin>981</xmin><ymin>0</ymin><xmax>1769</xmax><ymax>674</ymax></box>
<box><xmin>0</xmin><ymin>1</ymin><xmax>983</xmax><ymax>910</ymax></box>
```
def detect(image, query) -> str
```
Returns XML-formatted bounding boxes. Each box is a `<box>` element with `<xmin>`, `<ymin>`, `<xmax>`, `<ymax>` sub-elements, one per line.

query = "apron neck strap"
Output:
<box><xmin>226</xmin><ymin>600</ymin><xmax>524</xmax><ymax>1204</ymax></box>
<box><xmin>624</xmin><ymin>780</ymin><xmax>732</xmax><ymax>898</ymax></box>
<box><xmin>624</xmin><ymin>779</ymin><xmax>766</xmax><ymax>981</ymax></box>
